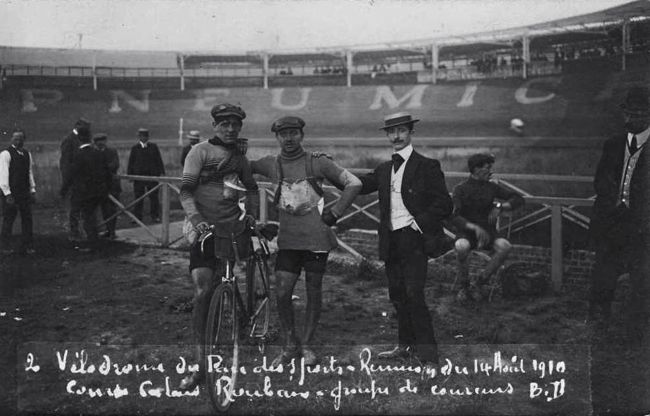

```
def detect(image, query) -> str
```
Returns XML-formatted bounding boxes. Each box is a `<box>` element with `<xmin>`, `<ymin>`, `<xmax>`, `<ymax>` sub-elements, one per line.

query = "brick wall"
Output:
<box><xmin>339</xmin><ymin>229</ymin><xmax>595</xmax><ymax>296</ymax></box>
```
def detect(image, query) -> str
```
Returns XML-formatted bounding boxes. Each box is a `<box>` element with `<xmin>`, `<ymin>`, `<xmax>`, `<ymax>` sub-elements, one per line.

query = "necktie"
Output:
<box><xmin>392</xmin><ymin>153</ymin><xmax>404</xmax><ymax>173</ymax></box>
<box><xmin>629</xmin><ymin>135</ymin><xmax>638</xmax><ymax>154</ymax></box>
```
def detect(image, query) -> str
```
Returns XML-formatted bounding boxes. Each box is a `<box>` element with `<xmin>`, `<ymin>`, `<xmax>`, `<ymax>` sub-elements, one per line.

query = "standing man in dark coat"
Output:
<box><xmin>589</xmin><ymin>86</ymin><xmax>650</xmax><ymax>342</ymax></box>
<box><xmin>127</xmin><ymin>128</ymin><xmax>165</xmax><ymax>223</ymax></box>
<box><xmin>93</xmin><ymin>133</ymin><xmax>121</xmax><ymax>239</ymax></box>
<box><xmin>358</xmin><ymin>112</ymin><xmax>453</xmax><ymax>366</ymax></box>
<box><xmin>59</xmin><ymin>130</ymin><xmax>111</xmax><ymax>251</ymax></box>
<box><xmin>180</xmin><ymin>130</ymin><xmax>201</xmax><ymax>167</ymax></box>
<box><xmin>0</xmin><ymin>130</ymin><xmax>36</xmax><ymax>254</ymax></box>
<box><xmin>59</xmin><ymin>118</ymin><xmax>91</xmax><ymax>243</ymax></box>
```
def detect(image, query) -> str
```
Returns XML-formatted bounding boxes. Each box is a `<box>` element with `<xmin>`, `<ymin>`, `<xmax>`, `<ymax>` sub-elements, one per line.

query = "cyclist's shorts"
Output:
<box><xmin>189</xmin><ymin>237</ymin><xmax>221</xmax><ymax>272</ymax></box>
<box><xmin>275</xmin><ymin>249</ymin><xmax>329</xmax><ymax>274</ymax></box>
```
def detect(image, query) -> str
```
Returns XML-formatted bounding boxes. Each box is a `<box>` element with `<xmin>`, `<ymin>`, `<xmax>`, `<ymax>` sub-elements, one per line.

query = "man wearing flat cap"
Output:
<box><xmin>451</xmin><ymin>153</ymin><xmax>524</xmax><ymax>302</ymax></box>
<box><xmin>358</xmin><ymin>112</ymin><xmax>452</xmax><ymax>366</ymax></box>
<box><xmin>127</xmin><ymin>128</ymin><xmax>165</xmax><ymax>223</ymax></box>
<box><xmin>589</xmin><ymin>86</ymin><xmax>650</xmax><ymax>343</ymax></box>
<box><xmin>181</xmin><ymin>130</ymin><xmax>201</xmax><ymax>167</ymax></box>
<box><xmin>93</xmin><ymin>133</ymin><xmax>121</xmax><ymax>239</ymax></box>
<box><xmin>59</xmin><ymin>118</ymin><xmax>91</xmax><ymax>245</ymax></box>
<box><xmin>251</xmin><ymin>115</ymin><xmax>361</xmax><ymax>367</ymax></box>
<box><xmin>178</xmin><ymin>103</ymin><xmax>258</xmax><ymax>390</ymax></box>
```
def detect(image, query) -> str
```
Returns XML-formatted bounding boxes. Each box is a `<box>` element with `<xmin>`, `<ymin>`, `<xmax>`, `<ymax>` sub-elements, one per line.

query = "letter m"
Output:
<box><xmin>369</xmin><ymin>85</ymin><xmax>428</xmax><ymax>110</ymax></box>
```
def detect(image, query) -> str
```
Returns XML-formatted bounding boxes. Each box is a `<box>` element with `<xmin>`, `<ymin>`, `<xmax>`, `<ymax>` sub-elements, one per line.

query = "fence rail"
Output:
<box><xmin>112</xmin><ymin>171</ymin><xmax>594</xmax><ymax>292</ymax></box>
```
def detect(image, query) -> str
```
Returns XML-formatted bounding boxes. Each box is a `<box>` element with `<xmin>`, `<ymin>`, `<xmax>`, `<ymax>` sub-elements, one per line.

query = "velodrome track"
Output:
<box><xmin>1</xmin><ymin>67</ymin><xmax>648</xmax><ymax>142</ymax></box>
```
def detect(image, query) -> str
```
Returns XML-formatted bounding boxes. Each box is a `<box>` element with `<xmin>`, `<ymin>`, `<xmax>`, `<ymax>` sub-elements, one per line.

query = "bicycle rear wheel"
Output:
<box><xmin>205</xmin><ymin>284</ymin><xmax>239</xmax><ymax>412</ymax></box>
<box><xmin>245</xmin><ymin>253</ymin><xmax>271</xmax><ymax>338</ymax></box>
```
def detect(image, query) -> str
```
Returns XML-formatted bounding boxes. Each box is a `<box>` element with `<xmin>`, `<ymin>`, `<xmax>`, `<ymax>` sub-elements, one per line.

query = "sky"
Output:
<box><xmin>0</xmin><ymin>0</ymin><xmax>635</xmax><ymax>52</ymax></box>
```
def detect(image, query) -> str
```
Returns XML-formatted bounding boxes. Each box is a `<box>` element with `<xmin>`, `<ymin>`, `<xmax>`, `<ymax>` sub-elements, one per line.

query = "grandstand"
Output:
<box><xmin>0</xmin><ymin>0</ymin><xmax>649</xmax><ymax>142</ymax></box>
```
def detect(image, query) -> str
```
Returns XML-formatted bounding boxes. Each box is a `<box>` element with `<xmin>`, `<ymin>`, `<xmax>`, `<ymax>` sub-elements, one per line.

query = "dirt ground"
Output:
<box><xmin>0</xmin><ymin>207</ymin><xmax>648</xmax><ymax>416</ymax></box>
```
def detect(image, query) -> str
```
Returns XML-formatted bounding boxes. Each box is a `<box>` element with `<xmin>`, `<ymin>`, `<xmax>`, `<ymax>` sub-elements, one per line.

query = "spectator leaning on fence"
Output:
<box><xmin>0</xmin><ymin>129</ymin><xmax>36</xmax><ymax>255</ymax></box>
<box><xmin>178</xmin><ymin>103</ymin><xmax>258</xmax><ymax>391</ymax></box>
<box><xmin>250</xmin><ymin>116</ymin><xmax>361</xmax><ymax>367</ymax></box>
<box><xmin>357</xmin><ymin>112</ymin><xmax>453</xmax><ymax>367</ymax></box>
<box><xmin>127</xmin><ymin>128</ymin><xmax>165</xmax><ymax>223</ymax></box>
<box><xmin>451</xmin><ymin>153</ymin><xmax>524</xmax><ymax>303</ymax></box>
<box><xmin>180</xmin><ymin>130</ymin><xmax>201</xmax><ymax>167</ymax></box>
<box><xmin>588</xmin><ymin>86</ymin><xmax>650</xmax><ymax>343</ymax></box>
<box><xmin>59</xmin><ymin>118</ymin><xmax>91</xmax><ymax>245</ymax></box>
<box><xmin>93</xmin><ymin>133</ymin><xmax>121</xmax><ymax>239</ymax></box>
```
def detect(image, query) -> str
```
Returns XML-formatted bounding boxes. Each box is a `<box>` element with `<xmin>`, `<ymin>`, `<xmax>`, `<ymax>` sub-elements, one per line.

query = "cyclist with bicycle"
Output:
<box><xmin>178</xmin><ymin>103</ymin><xmax>258</xmax><ymax>390</ymax></box>
<box><xmin>250</xmin><ymin>116</ymin><xmax>361</xmax><ymax>366</ymax></box>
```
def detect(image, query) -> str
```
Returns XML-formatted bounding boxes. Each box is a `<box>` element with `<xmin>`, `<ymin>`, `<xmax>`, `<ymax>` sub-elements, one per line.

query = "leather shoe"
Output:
<box><xmin>377</xmin><ymin>345</ymin><xmax>412</xmax><ymax>359</ymax></box>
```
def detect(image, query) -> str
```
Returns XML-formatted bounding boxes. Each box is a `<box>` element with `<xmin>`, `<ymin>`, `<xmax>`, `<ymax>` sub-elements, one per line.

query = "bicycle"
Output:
<box><xmin>199</xmin><ymin>222</ymin><xmax>276</xmax><ymax>412</ymax></box>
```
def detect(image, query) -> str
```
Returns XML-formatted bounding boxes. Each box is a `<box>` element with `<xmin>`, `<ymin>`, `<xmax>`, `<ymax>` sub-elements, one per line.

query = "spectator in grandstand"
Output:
<box><xmin>180</xmin><ymin>130</ymin><xmax>201</xmax><ymax>167</ymax></box>
<box><xmin>451</xmin><ymin>153</ymin><xmax>524</xmax><ymax>303</ymax></box>
<box><xmin>59</xmin><ymin>129</ymin><xmax>111</xmax><ymax>252</ymax></box>
<box><xmin>588</xmin><ymin>86</ymin><xmax>650</xmax><ymax>343</ymax></box>
<box><xmin>357</xmin><ymin>112</ymin><xmax>452</xmax><ymax>366</ymax></box>
<box><xmin>59</xmin><ymin>118</ymin><xmax>91</xmax><ymax>245</ymax></box>
<box><xmin>178</xmin><ymin>103</ymin><xmax>258</xmax><ymax>391</ymax></box>
<box><xmin>93</xmin><ymin>133</ymin><xmax>121</xmax><ymax>239</ymax></box>
<box><xmin>250</xmin><ymin>116</ymin><xmax>361</xmax><ymax>367</ymax></box>
<box><xmin>127</xmin><ymin>128</ymin><xmax>165</xmax><ymax>223</ymax></box>
<box><xmin>0</xmin><ymin>130</ymin><xmax>36</xmax><ymax>255</ymax></box>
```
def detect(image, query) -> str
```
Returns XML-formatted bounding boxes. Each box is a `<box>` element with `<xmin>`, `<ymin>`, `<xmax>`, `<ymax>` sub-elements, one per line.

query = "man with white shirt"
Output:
<box><xmin>0</xmin><ymin>130</ymin><xmax>36</xmax><ymax>254</ymax></box>
<box><xmin>358</xmin><ymin>112</ymin><xmax>452</xmax><ymax>365</ymax></box>
<box><xmin>589</xmin><ymin>86</ymin><xmax>650</xmax><ymax>342</ymax></box>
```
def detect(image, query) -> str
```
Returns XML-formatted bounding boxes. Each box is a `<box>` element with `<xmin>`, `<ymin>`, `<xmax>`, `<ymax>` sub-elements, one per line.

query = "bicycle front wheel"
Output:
<box><xmin>246</xmin><ymin>253</ymin><xmax>271</xmax><ymax>338</ymax></box>
<box><xmin>205</xmin><ymin>284</ymin><xmax>239</xmax><ymax>412</ymax></box>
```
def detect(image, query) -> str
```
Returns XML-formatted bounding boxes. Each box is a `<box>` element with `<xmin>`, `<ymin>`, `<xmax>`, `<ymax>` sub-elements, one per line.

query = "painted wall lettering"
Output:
<box><xmin>514</xmin><ymin>78</ymin><xmax>561</xmax><ymax>105</ymax></box>
<box><xmin>108</xmin><ymin>90</ymin><xmax>151</xmax><ymax>113</ymax></box>
<box><xmin>20</xmin><ymin>89</ymin><xmax>64</xmax><ymax>113</ymax></box>
<box><xmin>270</xmin><ymin>88</ymin><xmax>312</xmax><ymax>110</ymax></box>
<box><xmin>369</xmin><ymin>85</ymin><xmax>428</xmax><ymax>110</ymax></box>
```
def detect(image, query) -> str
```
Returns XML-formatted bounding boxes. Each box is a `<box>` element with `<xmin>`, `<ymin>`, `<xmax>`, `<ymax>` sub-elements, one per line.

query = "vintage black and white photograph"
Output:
<box><xmin>1</xmin><ymin>0</ymin><xmax>649</xmax><ymax>414</ymax></box>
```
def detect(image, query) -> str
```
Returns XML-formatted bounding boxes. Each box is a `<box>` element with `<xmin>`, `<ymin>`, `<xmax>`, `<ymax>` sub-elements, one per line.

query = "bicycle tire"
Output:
<box><xmin>245</xmin><ymin>253</ymin><xmax>271</xmax><ymax>339</ymax></box>
<box><xmin>205</xmin><ymin>284</ymin><xmax>239</xmax><ymax>412</ymax></box>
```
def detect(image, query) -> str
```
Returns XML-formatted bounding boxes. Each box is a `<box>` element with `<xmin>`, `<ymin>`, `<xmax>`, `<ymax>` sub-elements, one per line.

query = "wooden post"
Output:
<box><xmin>431</xmin><ymin>42</ymin><xmax>438</xmax><ymax>84</ymax></box>
<box><xmin>346</xmin><ymin>50</ymin><xmax>353</xmax><ymax>87</ymax></box>
<box><xmin>258</xmin><ymin>187</ymin><xmax>268</xmax><ymax>223</ymax></box>
<box><xmin>262</xmin><ymin>53</ymin><xmax>269</xmax><ymax>90</ymax></box>
<box><xmin>551</xmin><ymin>204</ymin><xmax>563</xmax><ymax>292</ymax></box>
<box><xmin>522</xmin><ymin>35</ymin><xmax>530</xmax><ymax>80</ymax></box>
<box><xmin>161</xmin><ymin>183</ymin><xmax>170</xmax><ymax>247</ymax></box>
<box><xmin>622</xmin><ymin>19</ymin><xmax>629</xmax><ymax>71</ymax></box>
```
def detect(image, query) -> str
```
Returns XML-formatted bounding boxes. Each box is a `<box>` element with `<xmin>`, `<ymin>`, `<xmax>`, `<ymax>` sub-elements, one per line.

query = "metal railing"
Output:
<box><xmin>106</xmin><ymin>171</ymin><xmax>594</xmax><ymax>292</ymax></box>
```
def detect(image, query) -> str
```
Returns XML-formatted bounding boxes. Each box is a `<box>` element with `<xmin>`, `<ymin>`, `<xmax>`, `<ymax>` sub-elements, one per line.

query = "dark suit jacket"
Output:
<box><xmin>100</xmin><ymin>146</ymin><xmax>122</xmax><ymax>194</ymax></box>
<box><xmin>359</xmin><ymin>150</ymin><xmax>453</xmax><ymax>261</ymax></box>
<box><xmin>591</xmin><ymin>134</ymin><xmax>648</xmax><ymax>245</ymax></box>
<box><xmin>127</xmin><ymin>143</ymin><xmax>165</xmax><ymax>177</ymax></box>
<box><xmin>60</xmin><ymin>145</ymin><xmax>111</xmax><ymax>203</ymax></box>
<box><xmin>59</xmin><ymin>131</ymin><xmax>80</xmax><ymax>182</ymax></box>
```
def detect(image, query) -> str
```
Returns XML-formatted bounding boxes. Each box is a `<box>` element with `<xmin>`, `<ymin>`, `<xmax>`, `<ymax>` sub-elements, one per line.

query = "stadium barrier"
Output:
<box><xmin>108</xmin><ymin>171</ymin><xmax>594</xmax><ymax>293</ymax></box>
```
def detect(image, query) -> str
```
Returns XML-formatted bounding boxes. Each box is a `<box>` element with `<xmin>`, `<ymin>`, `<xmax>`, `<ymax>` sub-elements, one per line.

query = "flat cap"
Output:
<box><xmin>93</xmin><ymin>133</ymin><xmax>108</xmax><ymax>142</ymax></box>
<box><xmin>75</xmin><ymin>118</ymin><xmax>91</xmax><ymax>128</ymax></box>
<box><xmin>271</xmin><ymin>116</ymin><xmax>305</xmax><ymax>133</ymax></box>
<box><xmin>137</xmin><ymin>128</ymin><xmax>149</xmax><ymax>137</ymax></box>
<box><xmin>210</xmin><ymin>103</ymin><xmax>246</xmax><ymax>121</ymax></box>
<box><xmin>467</xmin><ymin>153</ymin><xmax>495</xmax><ymax>173</ymax></box>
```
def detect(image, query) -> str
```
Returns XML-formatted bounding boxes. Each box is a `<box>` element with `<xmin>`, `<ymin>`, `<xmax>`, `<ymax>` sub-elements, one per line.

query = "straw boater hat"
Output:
<box><xmin>380</xmin><ymin>112</ymin><xmax>420</xmax><ymax>130</ymax></box>
<box><xmin>186</xmin><ymin>130</ymin><xmax>201</xmax><ymax>141</ymax></box>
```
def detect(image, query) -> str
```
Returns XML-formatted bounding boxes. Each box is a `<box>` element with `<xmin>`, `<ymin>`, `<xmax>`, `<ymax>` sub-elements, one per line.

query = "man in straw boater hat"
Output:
<box><xmin>250</xmin><ymin>115</ymin><xmax>361</xmax><ymax>367</ymax></box>
<box><xmin>178</xmin><ymin>103</ymin><xmax>258</xmax><ymax>391</ymax></box>
<box><xmin>588</xmin><ymin>85</ymin><xmax>650</xmax><ymax>343</ymax></box>
<box><xmin>181</xmin><ymin>130</ymin><xmax>201</xmax><ymax>167</ymax></box>
<box><xmin>357</xmin><ymin>111</ymin><xmax>452</xmax><ymax>368</ymax></box>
